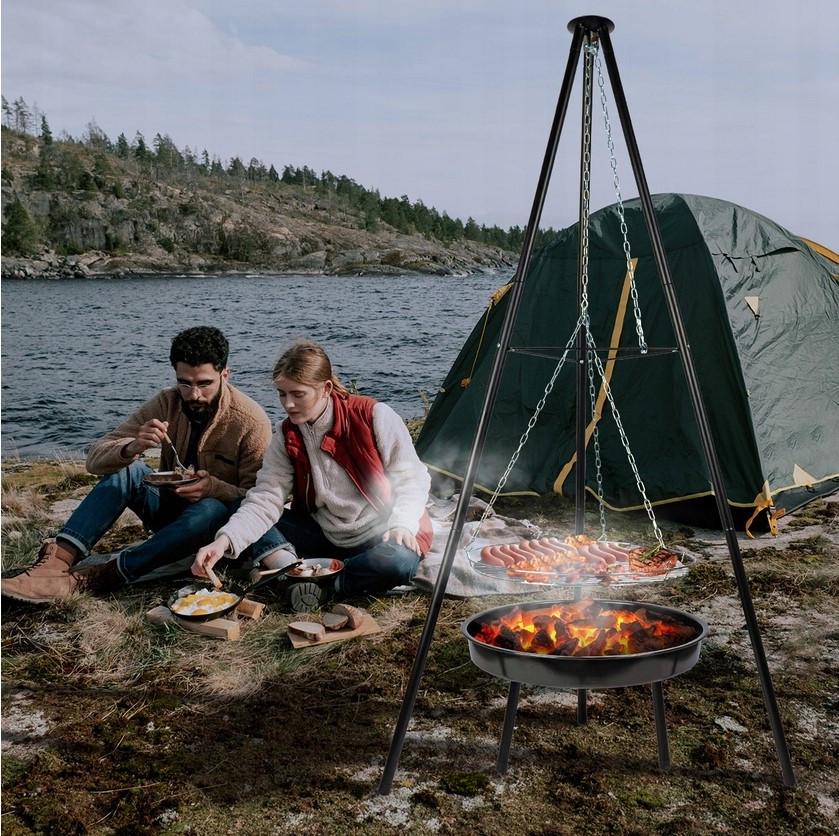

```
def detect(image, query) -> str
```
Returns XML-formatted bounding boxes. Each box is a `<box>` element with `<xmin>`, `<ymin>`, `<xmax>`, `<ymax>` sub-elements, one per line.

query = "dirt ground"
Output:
<box><xmin>1</xmin><ymin>459</ymin><xmax>837</xmax><ymax>835</ymax></box>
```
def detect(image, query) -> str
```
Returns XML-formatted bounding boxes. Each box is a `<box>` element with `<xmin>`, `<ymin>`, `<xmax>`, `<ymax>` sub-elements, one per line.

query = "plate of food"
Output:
<box><xmin>143</xmin><ymin>468</ymin><xmax>199</xmax><ymax>488</ymax></box>
<box><xmin>468</xmin><ymin>534</ymin><xmax>692</xmax><ymax>586</ymax></box>
<box><xmin>285</xmin><ymin>558</ymin><xmax>344</xmax><ymax>586</ymax></box>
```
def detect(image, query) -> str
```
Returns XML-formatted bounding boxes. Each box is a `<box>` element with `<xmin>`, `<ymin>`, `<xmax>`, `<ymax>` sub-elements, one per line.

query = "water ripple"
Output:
<box><xmin>2</xmin><ymin>272</ymin><xmax>510</xmax><ymax>456</ymax></box>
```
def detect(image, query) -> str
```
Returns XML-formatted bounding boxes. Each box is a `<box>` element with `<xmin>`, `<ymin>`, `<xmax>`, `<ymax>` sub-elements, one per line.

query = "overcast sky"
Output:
<box><xmin>3</xmin><ymin>0</ymin><xmax>837</xmax><ymax>247</ymax></box>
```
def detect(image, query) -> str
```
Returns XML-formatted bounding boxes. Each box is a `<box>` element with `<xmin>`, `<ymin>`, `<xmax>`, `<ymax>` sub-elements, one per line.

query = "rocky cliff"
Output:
<box><xmin>1</xmin><ymin>128</ymin><xmax>516</xmax><ymax>279</ymax></box>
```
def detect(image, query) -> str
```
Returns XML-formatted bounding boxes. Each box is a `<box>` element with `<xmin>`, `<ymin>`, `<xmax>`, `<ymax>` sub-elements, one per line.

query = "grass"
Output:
<box><xmin>1</xmin><ymin>460</ymin><xmax>837</xmax><ymax>835</ymax></box>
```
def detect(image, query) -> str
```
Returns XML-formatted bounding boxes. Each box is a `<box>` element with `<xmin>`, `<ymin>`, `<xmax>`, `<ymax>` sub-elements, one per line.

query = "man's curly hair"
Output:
<box><xmin>169</xmin><ymin>327</ymin><xmax>229</xmax><ymax>371</ymax></box>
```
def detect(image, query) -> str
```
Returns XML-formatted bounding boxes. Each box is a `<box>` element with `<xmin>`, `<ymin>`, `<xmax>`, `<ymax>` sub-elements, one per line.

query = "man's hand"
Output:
<box><xmin>383</xmin><ymin>526</ymin><xmax>421</xmax><ymax>555</ymax></box>
<box><xmin>192</xmin><ymin>535</ymin><xmax>231</xmax><ymax>579</ymax></box>
<box><xmin>175</xmin><ymin>470</ymin><xmax>212</xmax><ymax>502</ymax></box>
<box><xmin>124</xmin><ymin>418</ymin><xmax>170</xmax><ymax>457</ymax></box>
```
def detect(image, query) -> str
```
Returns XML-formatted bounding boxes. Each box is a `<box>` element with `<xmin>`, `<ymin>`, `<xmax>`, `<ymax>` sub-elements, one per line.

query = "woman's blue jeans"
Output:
<box><xmin>57</xmin><ymin>461</ymin><xmax>283</xmax><ymax>583</ymax></box>
<box><xmin>275</xmin><ymin>507</ymin><xmax>421</xmax><ymax>596</ymax></box>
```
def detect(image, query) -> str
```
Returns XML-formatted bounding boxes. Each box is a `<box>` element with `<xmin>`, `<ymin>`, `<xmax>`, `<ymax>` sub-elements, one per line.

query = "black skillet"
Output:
<box><xmin>167</xmin><ymin>560</ymin><xmax>302</xmax><ymax>622</ymax></box>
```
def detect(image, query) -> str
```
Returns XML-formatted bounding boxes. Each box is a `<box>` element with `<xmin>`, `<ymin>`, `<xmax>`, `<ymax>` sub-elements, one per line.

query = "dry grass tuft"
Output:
<box><xmin>174</xmin><ymin>641</ymin><xmax>271</xmax><ymax>699</ymax></box>
<box><xmin>59</xmin><ymin>598</ymin><xmax>166</xmax><ymax>685</ymax></box>
<box><xmin>1</xmin><ymin>524</ymin><xmax>51</xmax><ymax>572</ymax></box>
<box><xmin>1</xmin><ymin>485</ymin><xmax>48</xmax><ymax>519</ymax></box>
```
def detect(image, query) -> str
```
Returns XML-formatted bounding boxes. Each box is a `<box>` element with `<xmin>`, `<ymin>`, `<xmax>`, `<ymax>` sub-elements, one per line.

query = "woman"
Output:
<box><xmin>192</xmin><ymin>339</ymin><xmax>432</xmax><ymax>596</ymax></box>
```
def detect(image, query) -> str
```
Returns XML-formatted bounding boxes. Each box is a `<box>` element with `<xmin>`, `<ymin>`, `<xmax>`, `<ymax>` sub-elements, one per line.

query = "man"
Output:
<box><xmin>2</xmin><ymin>326</ymin><xmax>279</xmax><ymax>603</ymax></box>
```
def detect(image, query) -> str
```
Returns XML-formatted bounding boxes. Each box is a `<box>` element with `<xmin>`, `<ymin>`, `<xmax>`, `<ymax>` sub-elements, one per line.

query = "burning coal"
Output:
<box><xmin>473</xmin><ymin>598</ymin><xmax>700</xmax><ymax>657</ymax></box>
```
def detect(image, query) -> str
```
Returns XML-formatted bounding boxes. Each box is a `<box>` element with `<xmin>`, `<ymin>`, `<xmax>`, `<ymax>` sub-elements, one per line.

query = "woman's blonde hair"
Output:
<box><xmin>272</xmin><ymin>339</ymin><xmax>349</xmax><ymax>398</ymax></box>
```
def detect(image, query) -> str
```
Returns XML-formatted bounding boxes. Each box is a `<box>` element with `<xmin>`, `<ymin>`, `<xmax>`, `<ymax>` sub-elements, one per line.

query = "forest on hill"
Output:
<box><xmin>1</xmin><ymin>96</ymin><xmax>560</xmax><ymax>278</ymax></box>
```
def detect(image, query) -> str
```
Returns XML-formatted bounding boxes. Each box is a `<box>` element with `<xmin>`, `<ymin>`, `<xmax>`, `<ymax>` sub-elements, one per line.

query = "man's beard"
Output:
<box><xmin>181</xmin><ymin>392</ymin><xmax>220</xmax><ymax>422</ymax></box>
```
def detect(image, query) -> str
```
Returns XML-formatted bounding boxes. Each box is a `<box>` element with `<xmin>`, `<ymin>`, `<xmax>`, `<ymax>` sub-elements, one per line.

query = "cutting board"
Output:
<box><xmin>146</xmin><ymin>605</ymin><xmax>241</xmax><ymax>640</ymax></box>
<box><xmin>287</xmin><ymin>613</ymin><xmax>381</xmax><ymax>649</ymax></box>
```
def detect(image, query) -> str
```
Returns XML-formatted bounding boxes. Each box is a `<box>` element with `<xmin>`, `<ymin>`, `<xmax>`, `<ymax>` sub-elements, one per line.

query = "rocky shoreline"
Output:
<box><xmin>1</xmin><ymin>241</ymin><xmax>516</xmax><ymax>280</ymax></box>
<box><xmin>2</xmin><ymin>127</ymin><xmax>520</xmax><ymax>280</ymax></box>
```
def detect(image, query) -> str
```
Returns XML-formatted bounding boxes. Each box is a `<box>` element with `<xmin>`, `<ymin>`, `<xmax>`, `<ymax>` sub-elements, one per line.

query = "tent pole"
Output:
<box><xmin>377</xmin><ymin>22</ymin><xmax>587</xmax><ymax>796</ymax></box>
<box><xmin>597</xmin><ymin>24</ymin><xmax>796</xmax><ymax>788</ymax></box>
<box><xmin>574</xmin><ymin>33</ymin><xmax>595</xmax><ymax>535</ymax></box>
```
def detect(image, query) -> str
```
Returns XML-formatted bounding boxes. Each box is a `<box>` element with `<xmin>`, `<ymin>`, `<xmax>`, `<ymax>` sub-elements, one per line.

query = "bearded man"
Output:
<box><xmin>2</xmin><ymin>326</ymin><xmax>279</xmax><ymax>602</ymax></box>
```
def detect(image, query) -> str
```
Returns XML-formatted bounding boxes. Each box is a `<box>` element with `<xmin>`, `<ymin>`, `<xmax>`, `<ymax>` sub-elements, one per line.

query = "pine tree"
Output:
<box><xmin>40</xmin><ymin>115</ymin><xmax>53</xmax><ymax>145</ymax></box>
<box><xmin>1</xmin><ymin>95</ymin><xmax>12</xmax><ymax>128</ymax></box>
<box><xmin>83</xmin><ymin>120</ymin><xmax>111</xmax><ymax>150</ymax></box>
<box><xmin>13</xmin><ymin>97</ymin><xmax>31</xmax><ymax>133</ymax></box>
<box><xmin>464</xmin><ymin>217</ymin><xmax>482</xmax><ymax>241</ymax></box>
<box><xmin>3</xmin><ymin>197</ymin><xmax>40</xmax><ymax>255</ymax></box>
<box><xmin>133</xmin><ymin>132</ymin><xmax>149</xmax><ymax>161</ymax></box>
<box><xmin>116</xmin><ymin>133</ymin><xmax>130</xmax><ymax>157</ymax></box>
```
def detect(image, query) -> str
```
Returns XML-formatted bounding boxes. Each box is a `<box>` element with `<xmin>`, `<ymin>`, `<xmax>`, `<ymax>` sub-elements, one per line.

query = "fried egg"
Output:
<box><xmin>170</xmin><ymin>587</ymin><xmax>239</xmax><ymax>615</ymax></box>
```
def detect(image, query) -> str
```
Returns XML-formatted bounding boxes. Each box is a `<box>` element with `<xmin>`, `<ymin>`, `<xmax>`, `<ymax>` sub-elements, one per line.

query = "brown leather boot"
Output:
<box><xmin>76</xmin><ymin>559</ymin><xmax>126</xmax><ymax>596</ymax></box>
<box><xmin>0</xmin><ymin>539</ymin><xmax>80</xmax><ymax>603</ymax></box>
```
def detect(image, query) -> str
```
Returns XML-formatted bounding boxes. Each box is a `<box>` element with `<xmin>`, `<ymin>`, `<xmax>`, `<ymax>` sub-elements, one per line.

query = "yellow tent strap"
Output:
<box><xmin>553</xmin><ymin>260</ymin><xmax>637</xmax><ymax>492</ymax></box>
<box><xmin>799</xmin><ymin>237</ymin><xmax>839</xmax><ymax>265</ymax></box>
<box><xmin>460</xmin><ymin>283</ymin><xmax>512</xmax><ymax>388</ymax></box>
<box><xmin>744</xmin><ymin>484</ymin><xmax>785</xmax><ymax>539</ymax></box>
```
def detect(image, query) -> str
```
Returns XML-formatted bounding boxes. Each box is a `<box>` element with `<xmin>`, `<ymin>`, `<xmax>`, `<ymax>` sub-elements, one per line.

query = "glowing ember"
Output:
<box><xmin>473</xmin><ymin>599</ymin><xmax>700</xmax><ymax>657</ymax></box>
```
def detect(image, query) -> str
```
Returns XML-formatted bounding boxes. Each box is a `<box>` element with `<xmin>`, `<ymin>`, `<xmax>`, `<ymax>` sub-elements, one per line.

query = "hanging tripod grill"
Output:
<box><xmin>379</xmin><ymin>14</ymin><xmax>795</xmax><ymax>793</ymax></box>
<box><xmin>461</xmin><ymin>36</ymin><xmax>680</xmax><ymax>588</ymax></box>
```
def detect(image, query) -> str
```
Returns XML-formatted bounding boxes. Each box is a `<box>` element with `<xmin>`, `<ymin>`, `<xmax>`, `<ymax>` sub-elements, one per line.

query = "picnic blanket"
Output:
<box><xmin>412</xmin><ymin>494</ymin><xmax>545</xmax><ymax>598</ymax></box>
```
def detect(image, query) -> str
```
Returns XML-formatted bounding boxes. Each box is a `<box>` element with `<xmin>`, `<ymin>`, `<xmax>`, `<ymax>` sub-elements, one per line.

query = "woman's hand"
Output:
<box><xmin>383</xmin><ymin>527</ymin><xmax>420</xmax><ymax>555</ymax></box>
<box><xmin>192</xmin><ymin>535</ymin><xmax>231</xmax><ymax>579</ymax></box>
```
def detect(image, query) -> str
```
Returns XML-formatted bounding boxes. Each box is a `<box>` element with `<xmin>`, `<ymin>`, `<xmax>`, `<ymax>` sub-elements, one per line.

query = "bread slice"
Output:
<box><xmin>330</xmin><ymin>603</ymin><xmax>364</xmax><ymax>630</ymax></box>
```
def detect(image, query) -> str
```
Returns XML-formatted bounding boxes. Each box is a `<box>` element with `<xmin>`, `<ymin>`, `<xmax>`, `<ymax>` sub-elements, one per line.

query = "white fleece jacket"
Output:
<box><xmin>218</xmin><ymin>399</ymin><xmax>430</xmax><ymax>556</ymax></box>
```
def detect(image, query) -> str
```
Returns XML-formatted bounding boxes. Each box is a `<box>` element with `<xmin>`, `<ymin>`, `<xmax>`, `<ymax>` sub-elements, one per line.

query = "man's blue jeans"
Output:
<box><xmin>275</xmin><ymin>507</ymin><xmax>421</xmax><ymax>596</ymax></box>
<box><xmin>58</xmin><ymin>461</ymin><xmax>283</xmax><ymax>583</ymax></box>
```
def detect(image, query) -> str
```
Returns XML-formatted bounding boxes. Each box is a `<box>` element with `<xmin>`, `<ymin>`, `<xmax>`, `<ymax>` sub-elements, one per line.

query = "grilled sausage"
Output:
<box><xmin>480</xmin><ymin>546</ymin><xmax>506</xmax><ymax>567</ymax></box>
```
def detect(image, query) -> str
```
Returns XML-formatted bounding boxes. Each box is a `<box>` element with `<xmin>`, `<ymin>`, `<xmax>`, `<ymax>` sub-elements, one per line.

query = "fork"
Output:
<box><xmin>162</xmin><ymin>431</ymin><xmax>189</xmax><ymax>473</ymax></box>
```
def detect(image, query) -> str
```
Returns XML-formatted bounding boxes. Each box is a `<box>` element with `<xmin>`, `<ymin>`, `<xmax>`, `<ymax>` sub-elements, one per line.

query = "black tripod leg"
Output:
<box><xmin>598</xmin><ymin>23</ymin><xmax>795</xmax><ymax>789</ymax></box>
<box><xmin>651</xmin><ymin>681</ymin><xmax>671</xmax><ymax>771</ymax></box>
<box><xmin>577</xmin><ymin>689</ymin><xmax>588</xmax><ymax>724</ymax></box>
<box><xmin>497</xmin><ymin>681</ymin><xmax>522</xmax><ymax>774</ymax></box>
<box><xmin>377</xmin><ymin>22</ymin><xmax>588</xmax><ymax>796</ymax></box>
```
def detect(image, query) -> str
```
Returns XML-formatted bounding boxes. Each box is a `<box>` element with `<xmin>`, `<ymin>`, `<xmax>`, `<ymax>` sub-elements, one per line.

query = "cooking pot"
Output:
<box><xmin>284</xmin><ymin>557</ymin><xmax>344</xmax><ymax>587</ymax></box>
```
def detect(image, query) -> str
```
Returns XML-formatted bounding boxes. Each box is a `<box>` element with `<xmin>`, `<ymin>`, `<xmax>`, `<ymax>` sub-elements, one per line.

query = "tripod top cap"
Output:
<box><xmin>567</xmin><ymin>16</ymin><xmax>615</xmax><ymax>34</ymax></box>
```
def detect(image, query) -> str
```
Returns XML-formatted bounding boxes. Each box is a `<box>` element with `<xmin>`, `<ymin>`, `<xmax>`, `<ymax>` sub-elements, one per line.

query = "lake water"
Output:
<box><xmin>1</xmin><ymin>271</ymin><xmax>511</xmax><ymax>458</ymax></box>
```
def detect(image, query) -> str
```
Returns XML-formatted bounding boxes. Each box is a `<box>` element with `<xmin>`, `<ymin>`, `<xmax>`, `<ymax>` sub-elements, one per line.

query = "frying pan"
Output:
<box><xmin>167</xmin><ymin>560</ymin><xmax>302</xmax><ymax>622</ymax></box>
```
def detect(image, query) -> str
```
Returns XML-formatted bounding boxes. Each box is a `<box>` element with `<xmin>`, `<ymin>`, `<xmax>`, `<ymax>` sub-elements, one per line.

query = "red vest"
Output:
<box><xmin>281</xmin><ymin>394</ymin><xmax>433</xmax><ymax>555</ymax></box>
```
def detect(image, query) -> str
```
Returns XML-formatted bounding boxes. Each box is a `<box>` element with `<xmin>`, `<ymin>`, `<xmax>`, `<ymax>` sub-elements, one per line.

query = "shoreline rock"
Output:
<box><xmin>1</xmin><ymin>245</ymin><xmax>515</xmax><ymax>280</ymax></box>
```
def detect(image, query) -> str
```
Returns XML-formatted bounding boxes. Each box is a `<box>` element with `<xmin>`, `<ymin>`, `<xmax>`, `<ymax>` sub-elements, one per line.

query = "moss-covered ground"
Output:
<box><xmin>1</xmin><ymin>461</ymin><xmax>837</xmax><ymax>834</ymax></box>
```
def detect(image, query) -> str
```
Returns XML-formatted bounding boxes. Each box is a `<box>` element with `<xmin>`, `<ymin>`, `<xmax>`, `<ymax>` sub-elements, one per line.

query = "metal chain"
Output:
<box><xmin>469</xmin><ymin>41</ymin><xmax>596</xmax><ymax>547</ymax></box>
<box><xmin>579</xmin><ymin>42</ymin><xmax>596</xmax><ymax>320</ymax></box>
<box><xmin>585</xmin><ymin>328</ymin><xmax>665</xmax><ymax>547</ymax></box>
<box><xmin>587</xmin><ymin>347</ymin><xmax>607</xmax><ymax>539</ymax></box>
<box><xmin>594</xmin><ymin>49</ymin><xmax>647</xmax><ymax>353</ymax></box>
<box><xmin>466</xmin><ymin>40</ymin><xmax>663</xmax><ymax>553</ymax></box>
<box><xmin>572</xmin><ymin>41</ymin><xmax>603</xmax><ymax>539</ymax></box>
<box><xmin>467</xmin><ymin>320</ymin><xmax>583</xmax><ymax>547</ymax></box>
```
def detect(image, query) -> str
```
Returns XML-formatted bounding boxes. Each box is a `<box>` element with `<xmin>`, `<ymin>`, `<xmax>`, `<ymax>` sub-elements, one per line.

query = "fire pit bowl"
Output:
<box><xmin>463</xmin><ymin>598</ymin><xmax>707</xmax><ymax>690</ymax></box>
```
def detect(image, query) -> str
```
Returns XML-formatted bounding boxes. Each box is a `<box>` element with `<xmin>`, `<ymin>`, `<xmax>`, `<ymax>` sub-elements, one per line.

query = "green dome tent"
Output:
<box><xmin>416</xmin><ymin>193</ymin><xmax>839</xmax><ymax>529</ymax></box>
